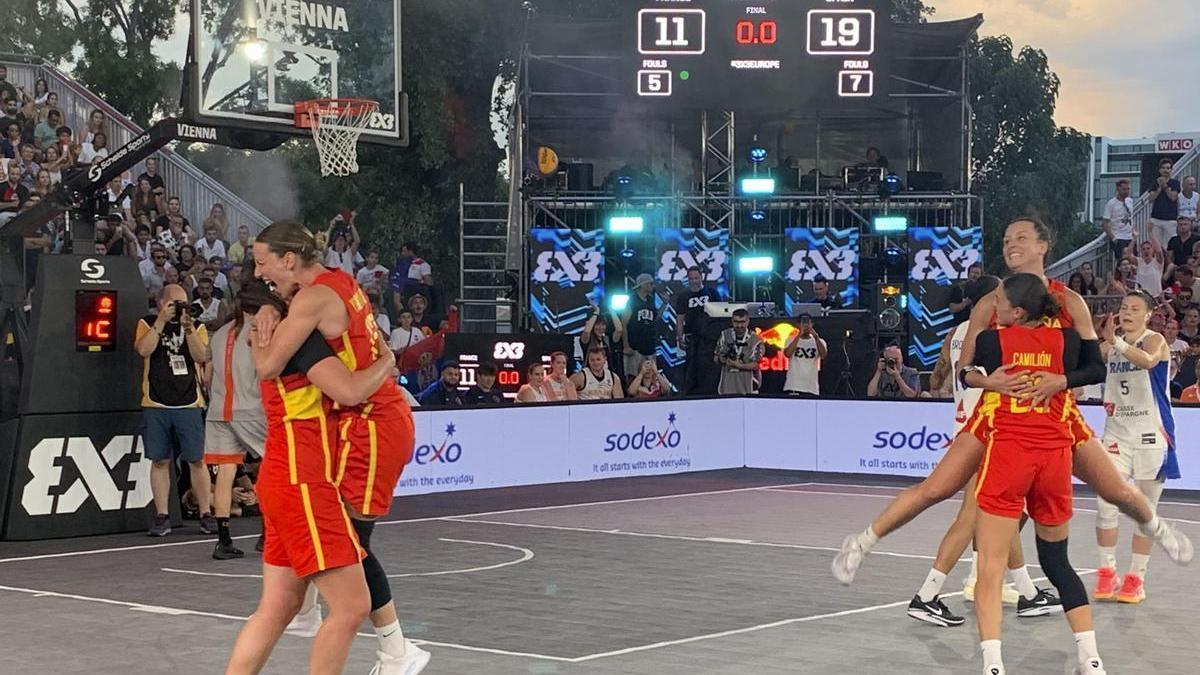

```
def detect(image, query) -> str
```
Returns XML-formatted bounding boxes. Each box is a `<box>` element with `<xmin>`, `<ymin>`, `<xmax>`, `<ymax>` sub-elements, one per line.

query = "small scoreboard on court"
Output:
<box><xmin>627</xmin><ymin>0</ymin><xmax>888</xmax><ymax>110</ymax></box>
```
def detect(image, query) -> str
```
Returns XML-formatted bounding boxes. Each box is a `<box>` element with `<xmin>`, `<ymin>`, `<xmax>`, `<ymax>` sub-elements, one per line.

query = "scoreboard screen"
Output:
<box><xmin>628</xmin><ymin>0</ymin><xmax>887</xmax><ymax>110</ymax></box>
<box><xmin>444</xmin><ymin>333</ymin><xmax>576</xmax><ymax>401</ymax></box>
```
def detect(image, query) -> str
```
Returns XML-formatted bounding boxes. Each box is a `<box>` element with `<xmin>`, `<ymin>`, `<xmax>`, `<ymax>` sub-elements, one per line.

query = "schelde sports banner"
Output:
<box><xmin>784</xmin><ymin>227</ymin><xmax>859</xmax><ymax>316</ymax></box>
<box><xmin>565</xmin><ymin>398</ymin><xmax>745</xmax><ymax>480</ymax></box>
<box><xmin>528</xmin><ymin>229</ymin><xmax>605</xmax><ymax>334</ymax></box>
<box><xmin>907</xmin><ymin>226</ymin><xmax>982</xmax><ymax>368</ymax></box>
<box><xmin>656</xmin><ymin>228</ymin><xmax>729</xmax><ymax>368</ymax></box>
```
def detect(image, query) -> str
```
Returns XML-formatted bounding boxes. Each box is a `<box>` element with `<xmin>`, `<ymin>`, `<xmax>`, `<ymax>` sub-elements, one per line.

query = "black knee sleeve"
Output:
<box><xmin>351</xmin><ymin>519</ymin><xmax>392</xmax><ymax>612</ymax></box>
<box><xmin>1036</xmin><ymin>536</ymin><xmax>1088</xmax><ymax>612</ymax></box>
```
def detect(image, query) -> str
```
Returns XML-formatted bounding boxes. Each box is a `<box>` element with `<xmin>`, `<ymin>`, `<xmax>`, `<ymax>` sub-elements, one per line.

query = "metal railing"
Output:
<box><xmin>1048</xmin><ymin>143</ymin><xmax>1200</xmax><ymax>281</ymax></box>
<box><xmin>1</xmin><ymin>56</ymin><xmax>271</xmax><ymax>233</ymax></box>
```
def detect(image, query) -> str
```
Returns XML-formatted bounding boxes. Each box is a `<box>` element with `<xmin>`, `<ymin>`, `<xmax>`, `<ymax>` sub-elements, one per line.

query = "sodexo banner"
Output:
<box><xmin>393</xmin><ymin>398</ymin><xmax>1200</xmax><ymax>497</ymax></box>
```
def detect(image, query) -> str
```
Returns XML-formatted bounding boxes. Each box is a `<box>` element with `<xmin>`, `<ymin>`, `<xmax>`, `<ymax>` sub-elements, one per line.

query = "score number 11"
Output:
<box><xmin>638</xmin><ymin>9</ymin><xmax>706</xmax><ymax>55</ymax></box>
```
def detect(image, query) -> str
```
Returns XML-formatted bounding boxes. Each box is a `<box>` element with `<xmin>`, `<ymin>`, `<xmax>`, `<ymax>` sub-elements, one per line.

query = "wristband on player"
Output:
<box><xmin>1112</xmin><ymin>335</ymin><xmax>1131</xmax><ymax>355</ymax></box>
<box><xmin>958</xmin><ymin>365</ymin><xmax>985</xmax><ymax>390</ymax></box>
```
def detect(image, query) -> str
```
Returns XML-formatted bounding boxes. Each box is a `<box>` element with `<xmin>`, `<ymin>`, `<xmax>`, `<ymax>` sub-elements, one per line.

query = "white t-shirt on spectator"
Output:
<box><xmin>1104</xmin><ymin>197</ymin><xmax>1135</xmax><ymax>240</ymax></box>
<box><xmin>408</xmin><ymin>258</ymin><xmax>432</xmax><ymax>282</ymax></box>
<box><xmin>78</xmin><ymin>143</ymin><xmax>108</xmax><ymax>165</ymax></box>
<box><xmin>133</xmin><ymin>239</ymin><xmax>152</xmax><ymax>262</ymax></box>
<box><xmin>1180</xmin><ymin>191</ymin><xmax>1199</xmax><ymax>220</ymax></box>
<box><xmin>324</xmin><ymin>248</ymin><xmax>361</xmax><ymax>276</ymax></box>
<box><xmin>389</xmin><ymin>326</ymin><xmax>424</xmax><ymax>352</ymax></box>
<box><xmin>138</xmin><ymin>258</ymin><xmax>174</xmax><ymax>279</ymax></box>
<box><xmin>1169</xmin><ymin>338</ymin><xmax>1189</xmax><ymax>358</ymax></box>
<box><xmin>374</xmin><ymin>312</ymin><xmax>391</xmax><ymax>336</ymax></box>
<box><xmin>783</xmin><ymin>335</ymin><xmax>824</xmax><ymax>395</ymax></box>
<box><xmin>105</xmin><ymin>188</ymin><xmax>130</xmax><ymax>212</ymax></box>
<box><xmin>197</xmin><ymin>238</ymin><xmax>226</xmax><ymax>261</ymax></box>
<box><xmin>213</xmin><ymin>271</ymin><xmax>229</xmax><ymax>295</ymax></box>
<box><xmin>356</xmin><ymin>264</ymin><xmax>389</xmax><ymax>291</ymax></box>
<box><xmin>1136</xmin><ymin>256</ymin><xmax>1163</xmax><ymax>297</ymax></box>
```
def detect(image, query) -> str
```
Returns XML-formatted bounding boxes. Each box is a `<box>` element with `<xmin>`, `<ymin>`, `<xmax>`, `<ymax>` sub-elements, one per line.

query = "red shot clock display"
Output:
<box><xmin>76</xmin><ymin>290</ymin><xmax>117</xmax><ymax>352</ymax></box>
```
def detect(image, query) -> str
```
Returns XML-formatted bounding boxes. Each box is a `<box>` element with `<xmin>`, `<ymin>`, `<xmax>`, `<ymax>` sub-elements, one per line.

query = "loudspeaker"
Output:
<box><xmin>873</xmin><ymin>283</ymin><xmax>906</xmax><ymax>336</ymax></box>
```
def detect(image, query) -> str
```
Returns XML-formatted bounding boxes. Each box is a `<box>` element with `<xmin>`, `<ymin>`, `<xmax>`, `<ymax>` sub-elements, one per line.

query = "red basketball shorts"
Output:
<box><xmin>975</xmin><ymin>438</ymin><xmax>1074</xmax><ymax>526</ymax></box>
<box><xmin>334</xmin><ymin>410</ymin><xmax>415</xmax><ymax>517</ymax></box>
<box><xmin>258</xmin><ymin>476</ymin><xmax>364</xmax><ymax>578</ymax></box>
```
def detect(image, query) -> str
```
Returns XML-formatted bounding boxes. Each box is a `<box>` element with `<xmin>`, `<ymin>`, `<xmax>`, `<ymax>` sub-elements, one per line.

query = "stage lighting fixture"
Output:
<box><xmin>620</xmin><ymin>247</ymin><xmax>637</xmax><ymax>259</ymax></box>
<box><xmin>740</xmin><ymin>177</ymin><xmax>776</xmax><ymax>195</ymax></box>
<box><xmin>749</xmin><ymin>145</ymin><xmax>768</xmax><ymax>164</ymax></box>
<box><xmin>886</xmin><ymin>173</ymin><xmax>903</xmax><ymax>194</ymax></box>
<box><xmin>882</xmin><ymin>245</ymin><xmax>905</xmax><ymax>267</ymax></box>
<box><xmin>610</xmin><ymin>293</ymin><xmax>630</xmax><ymax>312</ymax></box>
<box><xmin>737</xmin><ymin>255</ymin><xmax>775</xmax><ymax>275</ymax></box>
<box><xmin>750</xmin><ymin>209</ymin><xmax>767</xmax><ymax>222</ymax></box>
<box><xmin>614</xmin><ymin>174</ymin><xmax>634</xmax><ymax>201</ymax></box>
<box><xmin>607</xmin><ymin>215</ymin><xmax>644</xmax><ymax>234</ymax></box>
<box><xmin>872</xmin><ymin>215</ymin><xmax>908</xmax><ymax>233</ymax></box>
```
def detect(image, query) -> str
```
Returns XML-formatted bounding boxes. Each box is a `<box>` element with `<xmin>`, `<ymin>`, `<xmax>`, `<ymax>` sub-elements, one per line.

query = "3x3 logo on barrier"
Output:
<box><xmin>786</xmin><ymin>249</ymin><xmax>856</xmax><ymax>281</ymax></box>
<box><xmin>530</xmin><ymin>251</ymin><xmax>602</xmax><ymax>283</ymax></box>
<box><xmin>22</xmin><ymin>435</ymin><xmax>151</xmax><ymax>516</ymax></box>
<box><xmin>910</xmin><ymin>248</ymin><xmax>980</xmax><ymax>282</ymax></box>
<box><xmin>657</xmin><ymin>250</ymin><xmax>727</xmax><ymax>282</ymax></box>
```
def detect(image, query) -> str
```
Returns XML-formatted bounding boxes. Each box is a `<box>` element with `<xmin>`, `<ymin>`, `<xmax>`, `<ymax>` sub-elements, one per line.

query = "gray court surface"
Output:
<box><xmin>1</xmin><ymin>469</ymin><xmax>1197</xmax><ymax>674</ymax></box>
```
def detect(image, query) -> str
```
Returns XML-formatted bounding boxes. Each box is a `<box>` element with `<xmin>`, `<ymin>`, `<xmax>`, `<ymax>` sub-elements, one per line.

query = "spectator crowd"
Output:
<box><xmin>1067</xmin><ymin>170</ymin><xmax>1200</xmax><ymax>402</ymax></box>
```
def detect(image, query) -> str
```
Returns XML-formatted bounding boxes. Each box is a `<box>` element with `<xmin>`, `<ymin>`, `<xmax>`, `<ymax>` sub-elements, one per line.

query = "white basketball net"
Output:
<box><xmin>299</xmin><ymin>99</ymin><xmax>379</xmax><ymax>177</ymax></box>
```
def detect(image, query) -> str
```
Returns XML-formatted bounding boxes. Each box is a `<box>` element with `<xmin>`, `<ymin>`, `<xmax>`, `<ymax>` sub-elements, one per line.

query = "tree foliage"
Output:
<box><xmin>889</xmin><ymin>0</ymin><xmax>935</xmax><ymax>23</ymax></box>
<box><xmin>968</xmin><ymin>36</ymin><xmax>1091</xmax><ymax>267</ymax></box>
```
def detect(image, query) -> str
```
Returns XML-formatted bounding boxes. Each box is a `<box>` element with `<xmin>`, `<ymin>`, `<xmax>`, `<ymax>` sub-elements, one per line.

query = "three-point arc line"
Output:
<box><xmin>160</xmin><ymin>537</ymin><xmax>534</xmax><ymax>580</ymax></box>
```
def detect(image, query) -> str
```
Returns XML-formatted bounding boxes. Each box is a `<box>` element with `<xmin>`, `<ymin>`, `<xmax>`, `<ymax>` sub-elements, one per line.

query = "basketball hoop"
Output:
<box><xmin>294</xmin><ymin>98</ymin><xmax>379</xmax><ymax>177</ymax></box>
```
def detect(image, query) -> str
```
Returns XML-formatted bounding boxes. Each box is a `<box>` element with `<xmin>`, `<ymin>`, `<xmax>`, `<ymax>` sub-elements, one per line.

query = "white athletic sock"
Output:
<box><xmin>859</xmin><ymin>525</ymin><xmax>880</xmax><ymax>551</ymax></box>
<box><xmin>1007</xmin><ymin>565</ymin><xmax>1038</xmax><ymax>601</ymax></box>
<box><xmin>980</xmin><ymin>639</ymin><xmax>1003</xmax><ymax>668</ymax></box>
<box><xmin>298</xmin><ymin>583</ymin><xmax>318</xmax><ymax>615</ymax></box>
<box><xmin>1130</xmin><ymin>553</ymin><xmax>1150</xmax><ymax>579</ymax></box>
<box><xmin>375</xmin><ymin>620</ymin><xmax>407</xmax><ymax>658</ymax></box>
<box><xmin>967</xmin><ymin>551</ymin><xmax>978</xmax><ymax>584</ymax></box>
<box><xmin>1074</xmin><ymin>630</ymin><xmax>1100</xmax><ymax>664</ymax></box>
<box><xmin>918</xmin><ymin>568</ymin><xmax>948</xmax><ymax>602</ymax></box>
<box><xmin>1098</xmin><ymin>546</ymin><xmax>1117</xmax><ymax>571</ymax></box>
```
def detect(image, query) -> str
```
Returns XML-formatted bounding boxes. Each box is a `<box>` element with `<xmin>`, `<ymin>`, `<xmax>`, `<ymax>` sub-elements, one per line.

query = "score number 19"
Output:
<box><xmin>806</xmin><ymin>9</ymin><xmax>875</xmax><ymax>56</ymax></box>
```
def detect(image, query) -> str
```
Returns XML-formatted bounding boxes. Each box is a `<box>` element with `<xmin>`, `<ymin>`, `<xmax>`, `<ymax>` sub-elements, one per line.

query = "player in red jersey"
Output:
<box><xmin>967</xmin><ymin>273</ymin><xmax>1104</xmax><ymax>674</ymax></box>
<box><xmin>226</xmin><ymin>280</ymin><xmax>397</xmax><ymax>675</ymax></box>
<box><xmin>833</xmin><ymin>219</ymin><xmax>1192</xmax><ymax>587</ymax></box>
<box><xmin>250</xmin><ymin>221</ymin><xmax>429</xmax><ymax>675</ymax></box>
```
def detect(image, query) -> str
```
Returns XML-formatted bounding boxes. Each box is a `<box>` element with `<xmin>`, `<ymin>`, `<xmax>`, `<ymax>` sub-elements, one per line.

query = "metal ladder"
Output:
<box><xmin>458</xmin><ymin>184</ymin><xmax>515</xmax><ymax>333</ymax></box>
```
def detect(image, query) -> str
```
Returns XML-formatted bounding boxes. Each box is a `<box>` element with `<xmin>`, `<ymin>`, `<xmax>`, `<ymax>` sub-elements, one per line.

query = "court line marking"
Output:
<box><xmin>0</xmin><ymin>481</ymin><xmax>815</xmax><ymax>564</ymax></box>
<box><xmin>0</xmin><ymin>583</ymin><xmax>576</xmax><ymax>663</ymax></box>
<box><xmin>792</xmin><ymin>482</ymin><xmax>1200</xmax><ymax>508</ymax></box>
<box><xmin>443</xmin><ymin>516</ymin><xmax>963</xmax><ymax>562</ymax></box>
<box><xmin>758</xmin><ymin>487</ymin><xmax>1200</xmax><ymax>526</ymax></box>
<box><xmin>160</xmin><ymin>537</ymin><xmax>534</xmax><ymax>580</ymax></box>
<box><xmin>565</xmin><ymin>570</ymin><xmax>1095</xmax><ymax>662</ymax></box>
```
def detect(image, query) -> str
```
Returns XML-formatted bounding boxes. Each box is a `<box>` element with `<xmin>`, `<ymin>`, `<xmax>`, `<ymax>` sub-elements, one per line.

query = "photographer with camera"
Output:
<box><xmin>134</xmin><ymin>284</ymin><xmax>212</xmax><ymax>537</ymax></box>
<box><xmin>867</xmin><ymin>343</ymin><xmax>920</xmax><ymax>399</ymax></box>
<box><xmin>714</xmin><ymin>308</ymin><xmax>764</xmax><ymax>395</ymax></box>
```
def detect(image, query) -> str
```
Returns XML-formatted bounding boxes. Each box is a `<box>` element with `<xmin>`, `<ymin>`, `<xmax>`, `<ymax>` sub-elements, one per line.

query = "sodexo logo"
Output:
<box><xmin>410</xmin><ymin>422</ymin><xmax>464</xmax><ymax>465</ymax></box>
<box><xmin>872</xmin><ymin>425</ymin><xmax>950</xmax><ymax>452</ymax></box>
<box><xmin>604</xmin><ymin>412</ymin><xmax>683</xmax><ymax>452</ymax></box>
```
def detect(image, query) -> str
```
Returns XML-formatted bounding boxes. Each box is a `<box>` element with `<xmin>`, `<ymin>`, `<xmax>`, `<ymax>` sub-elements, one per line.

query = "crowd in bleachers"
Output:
<box><xmin>1066</xmin><ymin>170</ymin><xmax>1200</xmax><ymax>402</ymax></box>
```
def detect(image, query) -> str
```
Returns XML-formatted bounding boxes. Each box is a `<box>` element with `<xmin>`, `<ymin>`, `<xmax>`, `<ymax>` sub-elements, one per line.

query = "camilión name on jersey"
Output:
<box><xmin>1010</xmin><ymin>351</ymin><xmax>1052</xmax><ymax>368</ymax></box>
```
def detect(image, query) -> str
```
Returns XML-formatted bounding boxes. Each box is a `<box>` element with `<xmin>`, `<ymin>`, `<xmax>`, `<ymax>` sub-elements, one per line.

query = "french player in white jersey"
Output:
<box><xmin>1094</xmin><ymin>289</ymin><xmax>1181</xmax><ymax>604</ymax></box>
